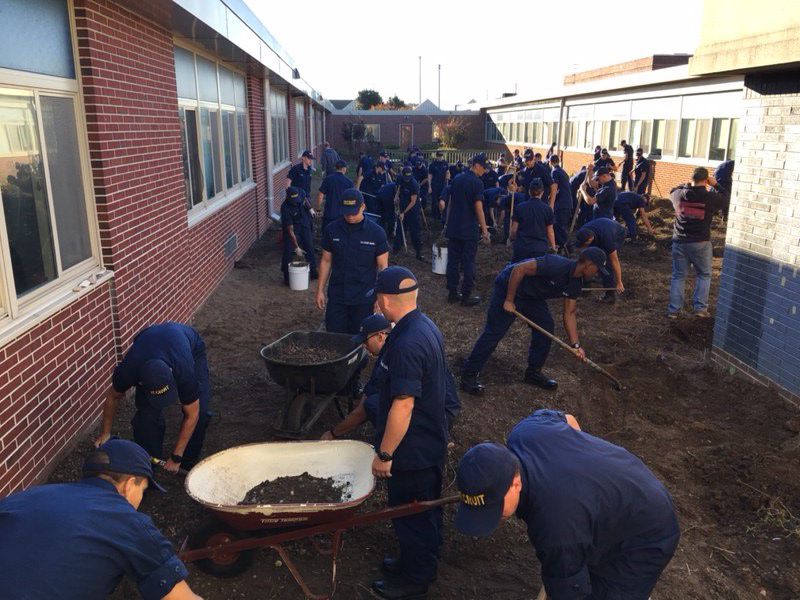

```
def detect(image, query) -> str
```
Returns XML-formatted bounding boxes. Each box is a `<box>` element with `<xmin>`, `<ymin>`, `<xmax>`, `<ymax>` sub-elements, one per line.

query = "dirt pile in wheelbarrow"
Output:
<box><xmin>239</xmin><ymin>472</ymin><xmax>351</xmax><ymax>505</ymax></box>
<box><xmin>270</xmin><ymin>341</ymin><xmax>343</xmax><ymax>363</ymax></box>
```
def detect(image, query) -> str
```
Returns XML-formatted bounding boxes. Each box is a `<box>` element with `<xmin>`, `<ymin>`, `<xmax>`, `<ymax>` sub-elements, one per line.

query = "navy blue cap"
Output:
<box><xmin>301</xmin><ymin>150</ymin><xmax>315</xmax><ymax>159</ymax></box>
<box><xmin>472</xmin><ymin>153</ymin><xmax>488</xmax><ymax>168</ymax></box>
<box><xmin>341</xmin><ymin>188</ymin><xmax>364</xmax><ymax>215</ymax></box>
<box><xmin>456</xmin><ymin>160</ymin><xmax>463</xmax><ymax>167</ymax></box>
<box><xmin>367</xmin><ymin>266</ymin><xmax>418</xmax><ymax>297</ymax></box>
<box><xmin>286</xmin><ymin>186</ymin><xmax>301</xmax><ymax>200</ymax></box>
<box><xmin>529</xmin><ymin>177</ymin><xmax>544</xmax><ymax>190</ymax></box>
<box><xmin>594</xmin><ymin>167</ymin><xmax>612</xmax><ymax>177</ymax></box>
<box><xmin>83</xmin><ymin>439</ymin><xmax>165</xmax><ymax>492</ymax></box>
<box><xmin>579</xmin><ymin>246</ymin><xmax>610</xmax><ymax>277</ymax></box>
<box><xmin>499</xmin><ymin>174</ymin><xmax>514</xmax><ymax>188</ymax></box>
<box><xmin>401</xmin><ymin>166</ymin><xmax>413</xmax><ymax>176</ymax></box>
<box><xmin>335</xmin><ymin>159</ymin><xmax>347</xmax><ymax>170</ymax></box>
<box><xmin>140</xmin><ymin>359</ymin><xmax>178</xmax><ymax>409</ymax></box>
<box><xmin>350</xmin><ymin>313</ymin><xmax>392</xmax><ymax>344</ymax></box>
<box><xmin>523</xmin><ymin>148</ymin><xmax>534</xmax><ymax>158</ymax></box>
<box><xmin>455</xmin><ymin>443</ymin><xmax>519</xmax><ymax>537</ymax></box>
<box><xmin>379</xmin><ymin>151</ymin><xmax>388</xmax><ymax>157</ymax></box>
<box><xmin>575</xmin><ymin>227</ymin><xmax>594</xmax><ymax>247</ymax></box>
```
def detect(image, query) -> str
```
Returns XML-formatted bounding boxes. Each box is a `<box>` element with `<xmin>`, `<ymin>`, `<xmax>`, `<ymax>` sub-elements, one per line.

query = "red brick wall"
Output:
<box><xmin>248</xmin><ymin>74</ymin><xmax>269</xmax><ymax>237</ymax></box>
<box><xmin>329</xmin><ymin>113</ymin><xmax>484</xmax><ymax>148</ymax></box>
<box><xmin>0</xmin><ymin>285</ymin><xmax>116</xmax><ymax>497</ymax></box>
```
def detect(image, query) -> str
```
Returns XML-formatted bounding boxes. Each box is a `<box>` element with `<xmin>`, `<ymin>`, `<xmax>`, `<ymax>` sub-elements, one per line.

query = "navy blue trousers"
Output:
<box><xmin>430</xmin><ymin>185</ymin><xmax>443</xmax><ymax>220</ymax></box>
<box><xmin>325</xmin><ymin>302</ymin><xmax>374</xmax><ymax>335</ymax></box>
<box><xmin>616</xmin><ymin>204</ymin><xmax>638</xmax><ymax>239</ymax></box>
<box><xmin>554</xmin><ymin>207</ymin><xmax>572</xmax><ymax>249</ymax></box>
<box><xmin>387</xmin><ymin>465</ymin><xmax>443</xmax><ymax>584</ymax></box>
<box><xmin>281</xmin><ymin>226</ymin><xmax>317</xmax><ymax>280</ymax></box>
<box><xmin>620</xmin><ymin>162</ymin><xmax>633</xmax><ymax>191</ymax></box>
<box><xmin>446</xmin><ymin>238</ymin><xmax>478</xmax><ymax>296</ymax></box>
<box><xmin>132</xmin><ymin>351</ymin><xmax>211</xmax><ymax>467</ymax></box>
<box><xmin>463</xmin><ymin>280</ymin><xmax>553</xmax><ymax>375</ymax></box>
<box><xmin>511</xmin><ymin>246</ymin><xmax>546</xmax><ymax>263</ymax></box>
<box><xmin>393</xmin><ymin>207</ymin><xmax>422</xmax><ymax>254</ymax></box>
<box><xmin>380</xmin><ymin>199</ymin><xmax>396</xmax><ymax>240</ymax></box>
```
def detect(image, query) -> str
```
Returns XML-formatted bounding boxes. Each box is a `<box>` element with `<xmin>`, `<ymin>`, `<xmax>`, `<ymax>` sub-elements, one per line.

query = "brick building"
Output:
<box><xmin>328</xmin><ymin>99</ymin><xmax>482</xmax><ymax>150</ymax></box>
<box><xmin>0</xmin><ymin>0</ymin><xmax>328</xmax><ymax>496</ymax></box>
<box><xmin>690</xmin><ymin>1</ymin><xmax>800</xmax><ymax>405</ymax></box>
<box><xmin>480</xmin><ymin>58</ymin><xmax>743</xmax><ymax>194</ymax></box>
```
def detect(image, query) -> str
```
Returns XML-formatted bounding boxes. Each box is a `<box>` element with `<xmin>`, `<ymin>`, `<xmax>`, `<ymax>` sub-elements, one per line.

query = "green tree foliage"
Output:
<box><xmin>356</xmin><ymin>89</ymin><xmax>383</xmax><ymax>110</ymax></box>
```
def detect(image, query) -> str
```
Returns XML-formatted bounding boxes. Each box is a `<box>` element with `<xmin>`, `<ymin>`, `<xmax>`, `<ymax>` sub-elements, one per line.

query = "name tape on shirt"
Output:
<box><xmin>360</xmin><ymin>240</ymin><xmax>376</xmax><ymax>246</ymax></box>
<box><xmin>460</xmin><ymin>492</ymin><xmax>486</xmax><ymax>506</ymax></box>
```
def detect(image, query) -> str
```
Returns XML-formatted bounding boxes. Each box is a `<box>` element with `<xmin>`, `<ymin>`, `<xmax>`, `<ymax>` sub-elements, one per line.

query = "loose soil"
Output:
<box><xmin>239</xmin><ymin>472</ymin><xmax>350</xmax><ymax>505</ymax></box>
<box><xmin>49</xmin><ymin>175</ymin><xmax>800</xmax><ymax>599</ymax></box>
<box><xmin>269</xmin><ymin>340</ymin><xmax>342</xmax><ymax>364</ymax></box>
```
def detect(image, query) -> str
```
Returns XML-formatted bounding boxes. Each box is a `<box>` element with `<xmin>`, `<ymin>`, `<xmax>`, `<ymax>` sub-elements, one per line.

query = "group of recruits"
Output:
<box><xmin>0</xmin><ymin>151</ymin><xmax>681</xmax><ymax>600</ymax></box>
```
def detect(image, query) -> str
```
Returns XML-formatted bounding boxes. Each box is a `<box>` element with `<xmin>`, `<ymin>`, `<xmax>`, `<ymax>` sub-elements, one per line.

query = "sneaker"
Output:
<box><xmin>694</xmin><ymin>309</ymin><xmax>711</xmax><ymax>318</ymax></box>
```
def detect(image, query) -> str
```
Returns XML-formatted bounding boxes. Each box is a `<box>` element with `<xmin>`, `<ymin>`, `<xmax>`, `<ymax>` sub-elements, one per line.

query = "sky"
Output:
<box><xmin>244</xmin><ymin>0</ymin><xmax>704</xmax><ymax>110</ymax></box>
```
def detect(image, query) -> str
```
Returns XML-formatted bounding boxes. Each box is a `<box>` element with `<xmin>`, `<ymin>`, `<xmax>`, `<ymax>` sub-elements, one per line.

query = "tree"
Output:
<box><xmin>356</xmin><ymin>89</ymin><xmax>383</xmax><ymax>110</ymax></box>
<box><xmin>341</xmin><ymin>120</ymin><xmax>366</xmax><ymax>153</ymax></box>
<box><xmin>437</xmin><ymin>117</ymin><xmax>470</xmax><ymax>148</ymax></box>
<box><xmin>387</xmin><ymin>95</ymin><xmax>407</xmax><ymax>109</ymax></box>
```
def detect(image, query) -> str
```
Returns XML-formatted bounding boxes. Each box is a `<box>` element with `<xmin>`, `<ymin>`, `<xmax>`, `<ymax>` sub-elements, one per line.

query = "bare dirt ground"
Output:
<box><xmin>50</xmin><ymin>186</ymin><xmax>800</xmax><ymax>599</ymax></box>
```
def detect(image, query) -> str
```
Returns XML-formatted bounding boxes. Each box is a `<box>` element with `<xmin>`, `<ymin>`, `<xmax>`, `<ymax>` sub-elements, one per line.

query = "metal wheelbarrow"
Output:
<box><xmin>181</xmin><ymin>441</ymin><xmax>457</xmax><ymax>599</ymax></box>
<box><xmin>260</xmin><ymin>332</ymin><xmax>367</xmax><ymax>437</ymax></box>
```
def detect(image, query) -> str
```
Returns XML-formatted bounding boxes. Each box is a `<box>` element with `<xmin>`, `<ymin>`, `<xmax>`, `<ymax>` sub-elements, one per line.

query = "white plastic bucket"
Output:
<box><xmin>432</xmin><ymin>244</ymin><xmax>448</xmax><ymax>275</ymax></box>
<box><xmin>288</xmin><ymin>261</ymin><xmax>310</xmax><ymax>290</ymax></box>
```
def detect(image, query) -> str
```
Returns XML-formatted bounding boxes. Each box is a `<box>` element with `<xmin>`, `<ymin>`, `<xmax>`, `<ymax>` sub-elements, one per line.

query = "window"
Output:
<box><xmin>314</xmin><ymin>108</ymin><xmax>325</xmax><ymax>146</ymax></box>
<box><xmin>174</xmin><ymin>47</ymin><xmax>251</xmax><ymax>212</ymax></box>
<box><xmin>651</xmin><ymin>119</ymin><xmax>677</xmax><ymax>157</ymax></box>
<box><xmin>364</xmin><ymin>124</ymin><xmax>381</xmax><ymax>142</ymax></box>
<box><xmin>295</xmin><ymin>99</ymin><xmax>307</xmax><ymax>154</ymax></box>
<box><xmin>270</xmin><ymin>89</ymin><xmax>289</xmax><ymax>166</ymax></box>
<box><xmin>709</xmin><ymin>118</ymin><xmax>739</xmax><ymax>161</ymax></box>
<box><xmin>678</xmin><ymin>118</ymin><xmax>711</xmax><ymax>159</ymax></box>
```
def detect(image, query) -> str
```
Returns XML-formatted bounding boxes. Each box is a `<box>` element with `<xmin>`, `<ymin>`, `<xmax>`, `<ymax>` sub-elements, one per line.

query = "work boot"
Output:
<box><xmin>372</xmin><ymin>576</ymin><xmax>428</xmax><ymax>600</ymax></box>
<box><xmin>447</xmin><ymin>291</ymin><xmax>461</xmax><ymax>304</ymax></box>
<box><xmin>524</xmin><ymin>369</ymin><xmax>557</xmax><ymax>390</ymax></box>
<box><xmin>600</xmin><ymin>291</ymin><xmax>616</xmax><ymax>304</ymax></box>
<box><xmin>460</xmin><ymin>371</ymin><xmax>485</xmax><ymax>396</ymax></box>
<box><xmin>382</xmin><ymin>557</ymin><xmax>402</xmax><ymax>576</ymax></box>
<box><xmin>415</xmin><ymin>251</ymin><xmax>426</xmax><ymax>262</ymax></box>
<box><xmin>460</xmin><ymin>295</ymin><xmax>481</xmax><ymax>307</ymax></box>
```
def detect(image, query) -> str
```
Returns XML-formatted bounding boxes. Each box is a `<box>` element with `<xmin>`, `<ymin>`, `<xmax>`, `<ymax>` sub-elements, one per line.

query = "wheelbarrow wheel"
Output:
<box><xmin>187</xmin><ymin>518</ymin><xmax>254</xmax><ymax>578</ymax></box>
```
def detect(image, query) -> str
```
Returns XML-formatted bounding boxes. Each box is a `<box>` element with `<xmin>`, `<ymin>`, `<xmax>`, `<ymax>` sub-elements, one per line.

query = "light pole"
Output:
<box><xmin>438</xmin><ymin>64</ymin><xmax>441</xmax><ymax>108</ymax></box>
<box><xmin>418</xmin><ymin>56</ymin><xmax>422</xmax><ymax>105</ymax></box>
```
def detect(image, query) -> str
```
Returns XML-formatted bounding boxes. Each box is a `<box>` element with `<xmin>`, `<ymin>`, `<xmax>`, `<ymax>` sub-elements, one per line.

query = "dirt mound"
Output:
<box><xmin>239</xmin><ymin>472</ymin><xmax>351</xmax><ymax>505</ymax></box>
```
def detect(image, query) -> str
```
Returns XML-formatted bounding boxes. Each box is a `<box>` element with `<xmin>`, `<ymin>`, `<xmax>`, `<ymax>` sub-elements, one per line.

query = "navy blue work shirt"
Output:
<box><xmin>481</xmin><ymin>168</ymin><xmax>499</xmax><ymax>190</ymax></box>
<box><xmin>714</xmin><ymin>159</ymin><xmax>735</xmax><ymax>195</ymax></box>
<box><xmin>509</xmin><ymin>410</ymin><xmax>679</xmax><ymax>599</ymax></box>
<box><xmin>375</xmin><ymin>309</ymin><xmax>448</xmax><ymax>470</ymax></box>
<box><xmin>569</xmin><ymin>170</ymin><xmax>587</xmax><ymax>204</ymax></box>
<box><xmin>594</xmin><ymin>157</ymin><xmax>615</xmax><ymax>172</ymax></box>
<box><xmin>581</xmin><ymin>218</ymin><xmax>626</xmax><ymax>254</ymax></box>
<box><xmin>359</xmin><ymin>170</ymin><xmax>385</xmax><ymax>199</ymax></box>
<box><xmin>319</xmin><ymin>172</ymin><xmax>355</xmax><ymax>223</ymax></box>
<box><xmin>498</xmin><ymin>255</ymin><xmax>583</xmax><ymax>301</ymax></box>
<box><xmin>521</xmin><ymin>162</ymin><xmax>554</xmax><ymax>202</ymax></box>
<box><xmin>513</xmin><ymin>199</ymin><xmax>554</xmax><ymax>255</ymax></box>
<box><xmin>615</xmin><ymin>191</ymin><xmax>647</xmax><ymax>211</ymax></box>
<box><xmin>633</xmin><ymin>157</ymin><xmax>650</xmax><ymax>183</ymax></box>
<box><xmin>377</xmin><ymin>182</ymin><xmax>397</xmax><ymax>206</ymax></box>
<box><xmin>592</xmin><ymin>180</ymin><xmax>617</xmax><ymax>218</ymax></box>
<box><xmin>445</xmin><ymin>171</ymin><xmax>484</xmax><ymax>240</ymax></box>
<box><xmin>0</xmin><ymin>478</ymin><xmax>188</xmax><ymax>599</ymax></box>
<box><xmin>287</xmin><ymin>162</ymin><xmax>312</xmax><ymax>195</ymax></box>
<box><xmin>113</xmin><ymin>322</ymin><xmax>204</xmax><ymax>409</ymax></box>
<box><xmin>321</xmin><ymin>218</ymin><xmax>388</xmax><ymax>305</ymax></box>
<box><xmin>429</xmin><ymin>159</ymin><xmax>449</xmax><ymax>188</ymax></box>
<box><xmin>397</xmin><ymin>176</ymin><xmax>421</xmax><ymax>212</ymax></box>
<box><xmin>551</xmin><ymin>166</ymin><xmax>572</xmax><ymax>211</ymax></box>
<box><xmin>483</xmin><ymin>186</ymin><xmax>505</xmax><ymax>210</ymax></box>
<box><xmin>358</xmin><ymin>155</ymin><xmax>375</xmax><ymax>177</ymax></box>
<box><xmin>281</xmin><ymin>192</ymin><xmax>312</xmax><ymax>232</ymax></box>
<box><xmin>413</xmin><ymin>162</ymin><xmax>429</xmax><ymax>186</ymax></box>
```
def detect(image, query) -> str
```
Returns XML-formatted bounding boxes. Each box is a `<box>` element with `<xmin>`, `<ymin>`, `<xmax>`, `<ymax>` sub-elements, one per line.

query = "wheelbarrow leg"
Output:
<box><xmin>273</xmin><ymin>530</ymin><xmax>343</xmax><ymax>600</ymax></box>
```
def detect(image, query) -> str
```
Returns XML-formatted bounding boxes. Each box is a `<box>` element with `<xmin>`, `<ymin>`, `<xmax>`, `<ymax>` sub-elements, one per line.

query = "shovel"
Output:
<box><xmin>512</xmin><ymin>310</ymin><xmax>622</xmax><ymax>390</ymax></box>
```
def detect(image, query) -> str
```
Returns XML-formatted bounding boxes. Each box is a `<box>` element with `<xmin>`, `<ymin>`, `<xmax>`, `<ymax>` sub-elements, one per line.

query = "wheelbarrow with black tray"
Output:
<box><xmin>260</xmin><ymin>331</ymin><xmax>366</xmax><ymax>438</ymax></box>
<box><xmin>180</xmin><ymin>440</ymin><xmax>458</xmax><ymax>599</ymax></box>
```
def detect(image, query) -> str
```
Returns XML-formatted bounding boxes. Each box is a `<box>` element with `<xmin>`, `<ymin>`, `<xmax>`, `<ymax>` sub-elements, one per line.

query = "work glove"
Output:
<box><xmin>294</xmin><ymin>247</ymin><xmax>306</xmax><ymax>258</ymax></box>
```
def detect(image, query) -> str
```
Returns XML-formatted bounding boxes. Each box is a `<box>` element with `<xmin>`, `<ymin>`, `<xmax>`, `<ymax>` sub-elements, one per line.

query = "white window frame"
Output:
<box><xmin>174</xmin><ymin>41</ymin><xmax>254</xmax><ymax>225</ymax></box>
<box><xmin>0</xmin><ymin>3</ymin><xmax>104</xmax><ymax>341</ymax></box>
<box><xmin>270</xmin><ymin>88</ymin><xmax>290</xmax><ymax>172</ymax></box>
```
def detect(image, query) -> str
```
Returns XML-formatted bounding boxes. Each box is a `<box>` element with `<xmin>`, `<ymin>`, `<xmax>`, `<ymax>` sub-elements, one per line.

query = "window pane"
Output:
<box><xmin>41</xmin><ymin>95</ymin><xmax>91</xmax><ymax>270</ymax></box>
<box><xmin>619</xmin><ymin>121</ymin><xmax>629</xmax><ymax>146</ymax></box>
<box><xmin>222</xmin><ymin>111</ymin><xmax>234</xmax><ymax>188</ymax></box>
<box><xmin>234</xmin><ymin>74</ymin><xmax>246</xmax><ymax>109</ymax></box>
<box><xmin>210</xmin><ymin>110</ymin><xmax>222</xmax><ymax>194</ymax></box>
<box><xmin>727</xmin><ymin>119</ymin><xmax>738</xmax><ymax>160</ymax></box>
<box><xmin>238</xmin><ymin>112</ymin><xmax>249</xmax><ymax>181</ymax></box>
<box><xmin>174</xmin><ymin>47</ymin><xmax>197</xmax><ymax>100</ymax></box>
<box><xmin>694</xmin><ymin>119</ymin><xmax>711</xmax><ymax>159</ymax></box>
<box><xmin>663</xmin><ymin>120</ymin><xmax>677</xmax><ymax>156</ymax></box>
<box><xmin>200</xmin><ymin>108</ymin><xmax>215</xmax><ymax>199</ymax></box>
<box><xmin>679</xmin><ymin>119</ymin><xmax>696</xmax><ymax>157</ymax></box>
<box><xmin>641</xmin><ymin>121</ymin><xmax>652</xmax><ymax>153</ymax></box>
<box><xmin>0</xmin><ymin>0</ymin><xmax>75</xmax><ymax>78</ymax></box>
<box><xmin>197</xmin><ymin>57</ymin><xmax>218</xmax><ymax>103</ymax></box>
<box><xmin>218</xmin><ymin>66</ymin><xmax>235</xmax><ymax>105</ymax></box>
<box><xmin>709</xmin><ymin>118</ymin><xmax>729</xmax><ymax>161</ymax></box>
<box><xmin>0</xmin><ymin>94</ymin><xmax>57</xmax><ymax>296</ymax></box>
<box><xmin>182</xmin><ymin>108</ymin><xmax>202</xmax><ymax>207</ymax></box>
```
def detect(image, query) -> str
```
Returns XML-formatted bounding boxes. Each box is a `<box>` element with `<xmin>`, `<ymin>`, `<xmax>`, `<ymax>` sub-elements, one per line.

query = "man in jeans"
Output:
<box><xmin>668</xmin><ymin>167</ymin><xmax>724</xmax><ymax>318</ymax></box>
